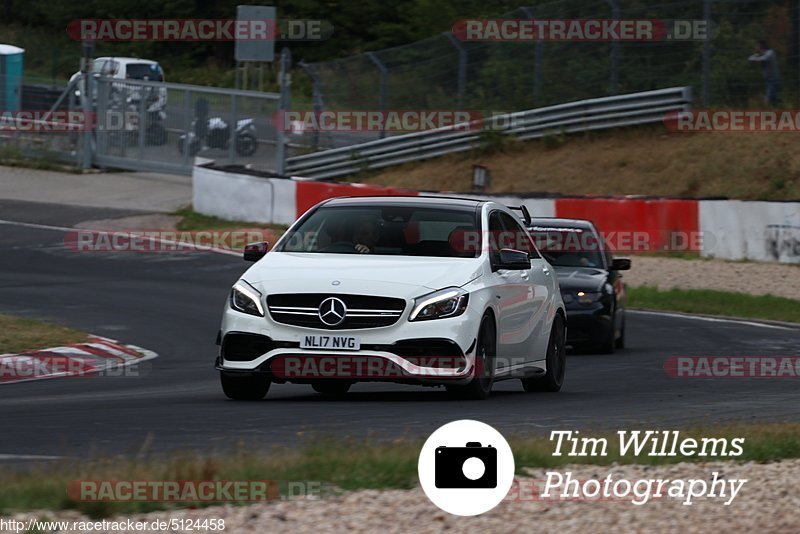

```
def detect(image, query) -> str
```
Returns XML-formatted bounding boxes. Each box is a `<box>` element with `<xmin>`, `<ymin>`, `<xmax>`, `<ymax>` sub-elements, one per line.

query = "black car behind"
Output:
<box><xmin>527</xmin><ymin>218</ymin><xmax>631</xmax><ymax>353</ymax></box>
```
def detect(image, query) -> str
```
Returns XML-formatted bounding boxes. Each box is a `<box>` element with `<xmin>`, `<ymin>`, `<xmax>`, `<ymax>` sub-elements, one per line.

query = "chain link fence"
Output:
<box><xmin>298</xmin><ymin>0</ymin><xmax>799</xmax><ymax>149</ymax></box>
<box><xmin>93</xmin><ymin>77</ymin><xmax>281</xmax><ymax>175</ymax></box>
<box><xmin>0</xmin><ymin>73</ymin><xmax>84</xmax><ymax>166</ymax></box>
<box><xmin>2</xmin><ymin>0</ymin><xmax>795</xmax><ymax>171</ymax></box>
<box><xmin>0</xmin><ymin>72</ymin><xmax>281</xmax><ymax>174</ymax></box>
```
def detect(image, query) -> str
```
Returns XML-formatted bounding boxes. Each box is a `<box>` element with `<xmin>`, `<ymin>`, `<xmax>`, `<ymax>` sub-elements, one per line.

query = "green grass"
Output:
<box><xmin>0</xmin><ymin>315</ymin><xmax>87</xmax><ymax>354</ymax></box>
<box><xmin>173</xmin><ymin>207</ymin><xmax>287</xmax><ymax>236</ymax></box>
<box><xmin>0</xmin><ymin>147</ymin><xmax>82</xmax><ymax>174</ymax></box>
<box><xmin>632</xmin><ymin>250</ymin><xmax>705</xmax><ymax>260</ymax></box>
<box><xmin>628</xmin><ymin>286</ymin><xmax>800</xmax><ymax>323</ymax></box>
<box><xmin>2</xmin><ymin>423</ymin><xmax>800</xmax><ymax>516</ymax></box>
<box><xmin>172</xmin><ymin>207</ymin><xmax>288</xmax><ymax>251</ymax></box>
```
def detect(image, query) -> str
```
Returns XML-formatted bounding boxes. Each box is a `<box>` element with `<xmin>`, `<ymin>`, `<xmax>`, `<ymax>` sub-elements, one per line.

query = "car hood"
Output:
<box><xmin>242</xmin><ymin>252</ymin><xmax>484</xmax><ymax>298</ymax></box>
<box><xmin>553</xmin><ymin>266</ymin><xmax>608</xmax><ymax>292</ymax></box>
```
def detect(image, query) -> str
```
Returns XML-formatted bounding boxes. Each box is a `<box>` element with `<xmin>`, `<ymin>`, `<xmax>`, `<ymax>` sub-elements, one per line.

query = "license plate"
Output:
<box><xmin>300</xmin><ymin>334</ymin><xmax>361</xmax><ymax>351</ymax></box>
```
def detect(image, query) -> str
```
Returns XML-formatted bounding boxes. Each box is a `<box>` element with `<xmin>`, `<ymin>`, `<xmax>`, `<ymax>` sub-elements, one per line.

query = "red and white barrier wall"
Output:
<box><xmin>193</xmin><ymin>165</ymin><xmax>800</xmax><ymax>263</ymax></box>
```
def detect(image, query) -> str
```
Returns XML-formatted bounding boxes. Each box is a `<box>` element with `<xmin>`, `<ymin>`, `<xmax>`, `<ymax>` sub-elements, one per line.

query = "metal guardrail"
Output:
<box><xmin>286</xmin><ymin>87</ymin><xmax>692</xmax><ymax>180</ymax></box>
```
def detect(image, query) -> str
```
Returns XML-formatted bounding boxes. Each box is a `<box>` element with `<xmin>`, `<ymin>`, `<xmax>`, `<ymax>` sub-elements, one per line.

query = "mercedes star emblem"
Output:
<box><xmin>318</xmin><ymin>297</ymin><xmax>347</xmax><ymax>326</ymax></box>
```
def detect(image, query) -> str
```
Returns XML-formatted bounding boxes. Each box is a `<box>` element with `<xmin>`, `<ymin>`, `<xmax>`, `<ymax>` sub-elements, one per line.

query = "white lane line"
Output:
<box><xmin>629</xmin><ymin>309</ymin><xmax>797</xmax><ymax>331</ymax></box>
<box><xmin>0</xmin><ymin>218</ymin><xmax>240</xmax><ymax>257</ymax></box>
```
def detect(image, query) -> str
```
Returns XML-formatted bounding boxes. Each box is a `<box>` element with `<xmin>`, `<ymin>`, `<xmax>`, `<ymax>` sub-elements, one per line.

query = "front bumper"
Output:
<box><xmin>216</xmin><ymin>304</ymin><xmax>482</xmax><ymax>386</ymax></box>
<box><xmin>563</xmin><ymin>304</ymin><xmax>612</xmax><ymax>346</ymax></box>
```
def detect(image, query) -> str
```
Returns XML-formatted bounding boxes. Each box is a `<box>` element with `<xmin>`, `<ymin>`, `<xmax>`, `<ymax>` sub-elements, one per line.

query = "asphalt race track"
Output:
<box><xmin>2</xmin><ymin>199</ymin><xmax>799</xmax><ymax>460</ymax></box>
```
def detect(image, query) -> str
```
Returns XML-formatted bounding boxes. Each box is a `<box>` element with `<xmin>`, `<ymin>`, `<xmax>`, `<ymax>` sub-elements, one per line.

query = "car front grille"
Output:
<box><xmin>267</xmin><ymin>293</ymin><xmax>406</xmax><ymax>330</ymax></box>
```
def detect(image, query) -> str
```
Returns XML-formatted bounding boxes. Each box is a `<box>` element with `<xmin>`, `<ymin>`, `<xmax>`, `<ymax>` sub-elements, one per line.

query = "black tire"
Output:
<box><xmin>311</xmin><ymin>381</ymin><xmax>351</xmax><ymax>398</ymax></box>
<box><xmin>596</xmin><ymin>323</ymin><xmax>616</xmax><ymax>354</ymax></box>
<box><xmin>446</xmin><ymin>314</ymin><xmax>496</xmax><ymax>400</ymax></box>
<box><xmin>522</xmin><ymin>314</ymin><xmax>566</xmax><ymax>392</ymax></box>
<box><xmin>595</xmin><ymin>302</ymin><xmax>616</xmax><ymax>354</ymax></box>
<box><xmin>615</xmin><ymin>315</ymin><xmax>626</xmax><ymax>349</ymax></box>
<box><xmin>220</xmin><ymin>372</ymin><xmax>270</xmax><ymax>400</ymax></box>
<box><xmin>236</xmin><ymin>133</ymin><xmax>257</xmax><ymax>156</ymax></box>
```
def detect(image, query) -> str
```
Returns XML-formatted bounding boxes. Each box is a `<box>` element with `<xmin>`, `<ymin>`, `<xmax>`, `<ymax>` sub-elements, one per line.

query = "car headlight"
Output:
<box><xmin>409</xmin><ymin>288</ymin><xmax>469</xmax><ymax>322</ymax></box>
<box><xmin>561</xmin><ymin>290</ymin><xmax>602</xmax><ymax>306</ymax></box>
<box><xmin>230</xmin><ymin>280</ymin><xmax>264</xmax><ymax>317</ymax></box>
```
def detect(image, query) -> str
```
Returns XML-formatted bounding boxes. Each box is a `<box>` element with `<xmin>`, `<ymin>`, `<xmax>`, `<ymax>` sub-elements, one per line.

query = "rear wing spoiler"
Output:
<box><xmin>508</xmin><ymin>205</ymin><xmax>531</xmax><ymax>226</ymax></box>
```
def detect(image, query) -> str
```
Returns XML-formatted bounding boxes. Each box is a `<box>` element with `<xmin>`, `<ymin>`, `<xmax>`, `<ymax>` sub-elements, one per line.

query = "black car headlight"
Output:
<box><xmin>230</xmin><ymin>280</ymin><xmax>265</xmax><ymax>317</ymax></box>
<box><xmin>562</xmin><ymin>290</ymin><xmax>603</xmax><ymax>306</ymax></box>
<box><xmin>409</xmin><ymin>288</ymin><xmax>469</xmax><ymax>322</ymax></box>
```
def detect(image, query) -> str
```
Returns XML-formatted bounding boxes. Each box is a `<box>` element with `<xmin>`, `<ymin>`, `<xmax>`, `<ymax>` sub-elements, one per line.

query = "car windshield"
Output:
<box><xmin>91</xmin><ymin>59</ymin><xmax>119</xmax><ymax>75</ymax></box>
<box><xmin>528</xmin><ymin>226</ymin><xmax>606</xmax><ymax>268</ymax></box>
<box><xmin>126</xmin><ymin>63</ymin><xmax>164</xmax><ymax>81</ymax></box>
<box><xmin>277</xmin><ymin>205</ymin><xmax>480</xmax><ymax>258</ymax></box>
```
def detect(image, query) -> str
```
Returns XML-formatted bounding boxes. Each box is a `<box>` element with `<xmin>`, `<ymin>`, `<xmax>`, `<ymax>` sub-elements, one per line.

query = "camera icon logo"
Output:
<box><xmin>435</xmin><ymin>442</ymin><xmax>497</xmax><ymax>488</ymax></box>
<box><xmin>419</xmin><ymin>420</ymin><xmax>515</xmax><ymax>516</ymax></box>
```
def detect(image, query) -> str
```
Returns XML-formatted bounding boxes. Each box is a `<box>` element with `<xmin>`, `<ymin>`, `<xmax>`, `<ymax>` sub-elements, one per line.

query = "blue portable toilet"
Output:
<box><xmin>0</xmin><ymin>44</ymin><xmax>24</xmax><ymax>113</ymax></box>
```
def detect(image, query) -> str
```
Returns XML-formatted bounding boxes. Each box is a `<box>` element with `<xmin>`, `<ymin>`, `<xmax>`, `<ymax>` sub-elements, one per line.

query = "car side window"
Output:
<box><xmin>595</xmin><ymin>226</ymin><xmax>612</xmax><ymax>268</ymax></box>
<box><xmin>488</xmin><ymin>211</ymin><xmax>505</xmax><ymax>265</ymax></box>
<box><xmin>498</xmin><ymin>212</ymin><xmax>541</xmax><ymax>259</ymax></box>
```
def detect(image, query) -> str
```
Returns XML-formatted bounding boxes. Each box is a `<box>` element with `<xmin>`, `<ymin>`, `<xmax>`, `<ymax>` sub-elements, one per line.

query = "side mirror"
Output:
<box><xmin>243</xmin><ymin>241</ymin><xmax>270</xmax><ymax>262</ymax></box>
<box><xmin>494</xmin><ymin>248</ymin><xmax>532</xmax><ymax>271</ymax></box>
<box><xmin>611</xmin><ymin>258</ymin><xmax>631</xmax><ymax>271</ymax></box>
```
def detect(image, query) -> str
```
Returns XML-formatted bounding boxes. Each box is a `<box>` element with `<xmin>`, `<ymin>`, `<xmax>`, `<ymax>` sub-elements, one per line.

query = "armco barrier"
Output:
<box><xmin>286</xmin><ymin>87</ymin><xmax>692</xmax><ymax>180</ymax></box>
<box><xmin>192</xmin><ymin>164</ymin><xmax>799</xmax><ymax>263</ymax></box>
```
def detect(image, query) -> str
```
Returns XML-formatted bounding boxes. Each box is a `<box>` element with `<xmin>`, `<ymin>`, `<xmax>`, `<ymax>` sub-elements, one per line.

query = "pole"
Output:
<box><xmin>81</xmin><ymin>38</ymin><xmax>94</xmax><ymax>169</ymax></box>
<box><xmin>702</xmin><ymin>0</ymin><xmax>712</xmax><ymax>106</ymax></box>
<box><xmin>366</xmin><ymin>52</ymin><xmax>388</xmax><ymax>139</ymax></box>
<box><xmin>606</xmin><ymin>0</ymin><xmax>620</xmax><ymax>96</ymax></box>
<box><xmin>520</xmin><ymin>7</ymin><xmax>543</xmax><ymax>105</ymax></box>
<box><xmin>444</xmin><ymin>32</ymin><xmax>467</xmax><ymax>108</ymax></box>
<box><xmin>276</xmin><ymin>47</ymin><xmax>291</xmax><ymax>175</ymax></box>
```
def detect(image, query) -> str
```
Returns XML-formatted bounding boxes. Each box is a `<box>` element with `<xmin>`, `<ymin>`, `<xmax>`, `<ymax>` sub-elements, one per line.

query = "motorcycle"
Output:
<box><xmin>106</xmin><ymin>84</ymin><xmax>168</xmax><ymax>147</ymax></box>
<box><xmin>177</xmin><ymin>117</ymin><xmax>258</xmax><ymax>157</ymax></box>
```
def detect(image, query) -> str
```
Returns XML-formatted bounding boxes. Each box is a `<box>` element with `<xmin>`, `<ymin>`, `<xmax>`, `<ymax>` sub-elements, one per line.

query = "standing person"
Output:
<box><xmin>748</xmin><ymin>39</ymin><xmax>780</xmax><ymax>106</ymax></box>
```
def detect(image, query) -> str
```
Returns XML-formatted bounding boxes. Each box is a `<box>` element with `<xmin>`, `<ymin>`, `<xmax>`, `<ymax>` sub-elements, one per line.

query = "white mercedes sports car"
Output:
<box><xmin>215</xmin><ymin>196</ymin><xmax>566</xmax><ymax>400</ymax></box>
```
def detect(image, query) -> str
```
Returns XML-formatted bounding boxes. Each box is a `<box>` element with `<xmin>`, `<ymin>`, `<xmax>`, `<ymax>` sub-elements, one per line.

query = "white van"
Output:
<box><xmin>70</xmin><ymin>57</ymin><xmax>167</xmax><ymax>111</ymax></box>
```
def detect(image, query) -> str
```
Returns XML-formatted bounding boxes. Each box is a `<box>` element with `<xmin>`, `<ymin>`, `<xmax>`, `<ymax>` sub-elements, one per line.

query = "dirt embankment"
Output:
<box><xmin>359</xmin><ymin>127</ymin><xmax>800</xmax><ymax>201</ymax></box>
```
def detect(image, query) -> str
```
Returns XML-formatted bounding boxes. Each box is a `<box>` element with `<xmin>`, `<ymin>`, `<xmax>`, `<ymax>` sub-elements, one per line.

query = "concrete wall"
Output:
<box><xmin>192</xmin><ymin>164</ymin><xmax>800</xmax><ymax>263</ymax></box>
<box><xmin>700</xmin><ymin>200</ymin><xmax>800</xmax><ymax>263</ymax></box>
<box><xmin>192</xmin><ymin>166</ymin><xmax>297</xmax><ymax>225</ymax></box>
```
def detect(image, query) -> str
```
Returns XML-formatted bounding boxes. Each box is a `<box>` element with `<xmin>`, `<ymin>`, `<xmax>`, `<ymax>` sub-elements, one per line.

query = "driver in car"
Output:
<box><xmin>352</xmin><ymin>216</ymin><xmax>381</xmax><ymax>253</ymax></box>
